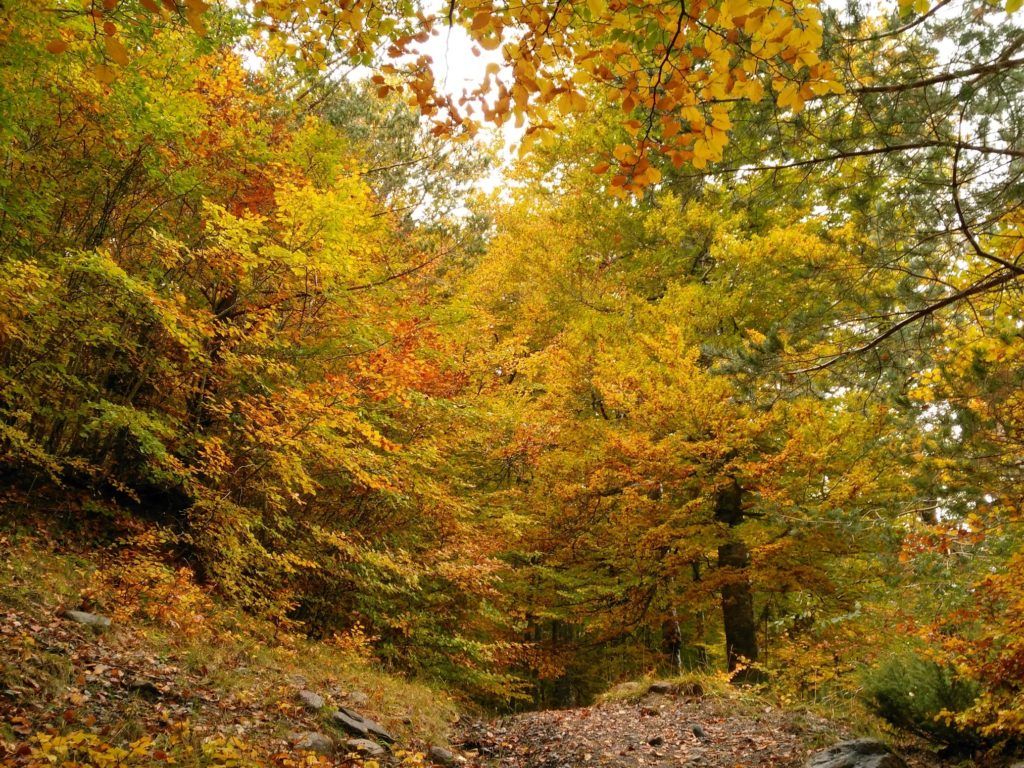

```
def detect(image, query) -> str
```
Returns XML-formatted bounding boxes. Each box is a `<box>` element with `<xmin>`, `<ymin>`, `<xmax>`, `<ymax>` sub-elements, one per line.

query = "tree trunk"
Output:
<box><xmin>714</xmin><ymin>477</ymin><xmax>761</xmax><ymax>681</ymax></box>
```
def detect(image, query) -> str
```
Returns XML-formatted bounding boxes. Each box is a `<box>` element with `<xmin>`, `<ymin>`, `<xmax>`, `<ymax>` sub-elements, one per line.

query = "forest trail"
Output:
<box><xmin>0</xmin><ymin>543</ymin><xmax>973</xmax><ymax>768</ymax></box>
<box><xmin>0</xmin><ymin>593</ymin><xmax>959</xmax><ymax>768</ymax></box>
<box><xmin>458</xmin><ymin>686</ymin><xmax>943</xmax><ymax>768</ymax></box>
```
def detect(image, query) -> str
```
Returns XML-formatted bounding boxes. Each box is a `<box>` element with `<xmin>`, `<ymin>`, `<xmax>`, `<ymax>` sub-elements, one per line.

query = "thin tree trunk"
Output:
<box><xmin>714</xmin><ymin>477</ymin><xmax>761</xmax><ymax>682</ymax></box>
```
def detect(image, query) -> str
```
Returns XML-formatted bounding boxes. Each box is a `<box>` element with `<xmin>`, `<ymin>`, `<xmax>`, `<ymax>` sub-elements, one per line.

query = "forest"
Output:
<box><xmin>1</xmin><ymin>0</ymin><xmax>1023</xmax><ymax>765</ymax></box>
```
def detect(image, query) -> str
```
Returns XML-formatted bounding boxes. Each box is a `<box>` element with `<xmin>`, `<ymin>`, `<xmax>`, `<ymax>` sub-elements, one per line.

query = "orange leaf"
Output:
<box><xmin>105</xmin><ymin>36</ymin><xmax>130</xmax><ymax>65</ymax></box>
<box><xmin>46</xmin><ymin>39</ymin><xmax>69</xmax><ymax>54</ymax></box>
<box><xmin>91</xmin><ymin>64</ymin><xmax>117</xmax><ymax>83</ymax></box>
<box><xmin>186</xmin><ymin>10</ymin><xmax>207</xmax><ymax>34</ymax></box>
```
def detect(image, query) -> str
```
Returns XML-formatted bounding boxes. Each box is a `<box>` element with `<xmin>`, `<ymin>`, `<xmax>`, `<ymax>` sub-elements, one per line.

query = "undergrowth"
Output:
<box><xmin>0</xmin><ymin>520</ymin><xmax>460</xmax><ymax>768</ymax></box>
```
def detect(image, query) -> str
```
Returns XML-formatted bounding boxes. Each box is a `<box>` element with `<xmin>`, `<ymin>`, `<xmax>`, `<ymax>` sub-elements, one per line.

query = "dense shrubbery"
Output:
<box><xmin>862</xmin><ymin>651</ymin><xmax>982</xmax><ymax>750</ymax></box>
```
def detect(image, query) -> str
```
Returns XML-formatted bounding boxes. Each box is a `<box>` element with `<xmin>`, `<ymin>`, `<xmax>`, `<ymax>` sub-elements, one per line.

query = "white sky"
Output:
<box><xmin>415</xmin><ymin>23</ymin><xmax>522</xmax><ymax>187</ymax></box>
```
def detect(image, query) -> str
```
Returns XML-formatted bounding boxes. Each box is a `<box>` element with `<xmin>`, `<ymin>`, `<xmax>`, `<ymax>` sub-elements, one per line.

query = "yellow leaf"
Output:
<box><xmin>91</xmin><ymin>64</ymin><xmax>117</xmax><ymax>83</ymax></box>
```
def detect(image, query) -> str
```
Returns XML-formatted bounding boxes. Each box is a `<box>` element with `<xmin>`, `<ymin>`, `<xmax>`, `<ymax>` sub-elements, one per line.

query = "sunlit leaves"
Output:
<box><xmin>27</xmin><ymin>0</ymin><xmax>845</xmax><ymax>184</ymax></box>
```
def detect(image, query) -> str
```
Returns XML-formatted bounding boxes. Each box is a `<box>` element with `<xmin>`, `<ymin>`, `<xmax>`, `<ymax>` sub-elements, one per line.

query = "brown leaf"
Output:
<box><xmin>105</xmin><ymin>36</ymin><xmax>130</xmax><ymax>65</ymax></box>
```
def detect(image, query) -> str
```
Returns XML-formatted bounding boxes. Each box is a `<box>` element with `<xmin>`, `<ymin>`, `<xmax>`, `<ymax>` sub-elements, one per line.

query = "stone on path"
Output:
<box><xmin>298</xmin><ymin>690</ymin><xmax>325</xmax><ymax>711</ymax></box>
<box><xmin>805</xmin><ymin>739</ymin><xmax>906</xmax><ymax>768</ymax></box>
<box><xmin>293</xmin><ymin>732</ymin><xmax>334</xmax><ymax>755</ymax></box>
<box><xmin>427</xmin><ymin>745</ymin><xmax>458</xmax><ymax>766</ymax></box>
<box><xmin>345</xmin><ymin>738</ymin><xmax>387</xmax><ymax>758</ymax></box>
<box><xmin>62</xmin><ymin>609</ymin><xmax>111</xmax><ymax>628</ymax></box>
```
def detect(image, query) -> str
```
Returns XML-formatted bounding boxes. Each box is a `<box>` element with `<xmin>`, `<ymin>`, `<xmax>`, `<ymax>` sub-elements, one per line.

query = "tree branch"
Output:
<box><xmin>793</xmin><ymin>269</ymin><xmax>1022</xmax><ymax>373</ymax></box>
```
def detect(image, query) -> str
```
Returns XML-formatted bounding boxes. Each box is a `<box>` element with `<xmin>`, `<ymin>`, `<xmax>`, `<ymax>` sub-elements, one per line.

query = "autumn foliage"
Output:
<box><xmin>3</xmin><ymin>0</ymin><xmax>1024</xmax><ymax>757</ymax></box>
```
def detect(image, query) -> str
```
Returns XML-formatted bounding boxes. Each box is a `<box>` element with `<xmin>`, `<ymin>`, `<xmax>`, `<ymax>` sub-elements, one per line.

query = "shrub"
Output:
<box><xmin>861</xmin><ymin>650</ymin><xmax>982</xmax><ymax>750</ymax></box>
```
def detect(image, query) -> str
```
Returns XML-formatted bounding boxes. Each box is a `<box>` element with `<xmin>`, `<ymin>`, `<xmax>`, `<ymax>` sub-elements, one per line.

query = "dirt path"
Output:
<box><xmin>457</xmin><ymin>686</ymin><xmax>948</xmax><ymax>768</ymax></box>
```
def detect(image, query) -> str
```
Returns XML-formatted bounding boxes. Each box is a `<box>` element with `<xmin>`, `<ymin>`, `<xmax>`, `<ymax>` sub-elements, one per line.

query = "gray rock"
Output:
<box><xmin>365</xmin><ymin>720</ymin><xmax>395</xmax><ymax>744</ymax></box>
<box><xmin>428</xmin><ymin>746</ymin><xmax>458</xmax><ymax>766</ymax></box>
<box><xmin>805</xmin><ymin>739</ymin><xmax>906</xmax><ymax>768</ymax></box>
<box><xmin>332</xmin><ymin>710</ymin><xmax>369</xmax><ymax>737</ymax></box>
<box><xmin>298</xmin><ymin>690</ymin><xmax>325</xmax><ymax>711</ymax></box>
<box><xmin>332</xmin><ymin>707</ymin><xmax>395</xmax><ymax>744</ymax></box>
<box><xmin>293</xmin><ymin>732</ymin><xmax>334</xmax><ymax>755</ymax></box>
<box><xmin>346</xmin><ymin>690</ymin><xmax>370</xmax><ymax>707</ymax></box>
<box><xmin>346</xmin><ymin>707</ymin><xmax>394</xmax><ymax>744</ymax></box>
<box><xmin>345</xmin><ymin>739</ymin><xmax>387</xmax><ymax>758</ymax></box>
<box><xmin>62</xmin><ymin>610</ymin><xmax>111</xmax><ymax>628</ymax></box>
<box><xmin>690</xmin><ymin>724</ymin><xmax>709</xmax><ymax>743</ymax></box>
<box><xmin>648</xmin><ymin>682</ymin><xmax>677</xmax><ymax>695</ymax></box>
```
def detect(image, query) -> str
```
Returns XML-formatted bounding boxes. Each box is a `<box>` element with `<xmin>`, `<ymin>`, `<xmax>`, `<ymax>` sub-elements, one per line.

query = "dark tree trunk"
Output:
<box><xmin>662</xmin><ymin>609</ymin><xmax>682</xmax><ymax>673</ymax></box>
<box><xmin>714</xmin><ymin>478</ymin><xmax>761</xmax><ymax>681</ymax></box>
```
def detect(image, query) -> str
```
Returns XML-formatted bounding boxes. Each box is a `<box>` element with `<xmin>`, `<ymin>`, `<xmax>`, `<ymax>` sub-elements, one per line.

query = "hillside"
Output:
<box><xmin>0</xmin><ymin>527</ymin><xmax>457</xmax><ymax>768</ymax></box>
